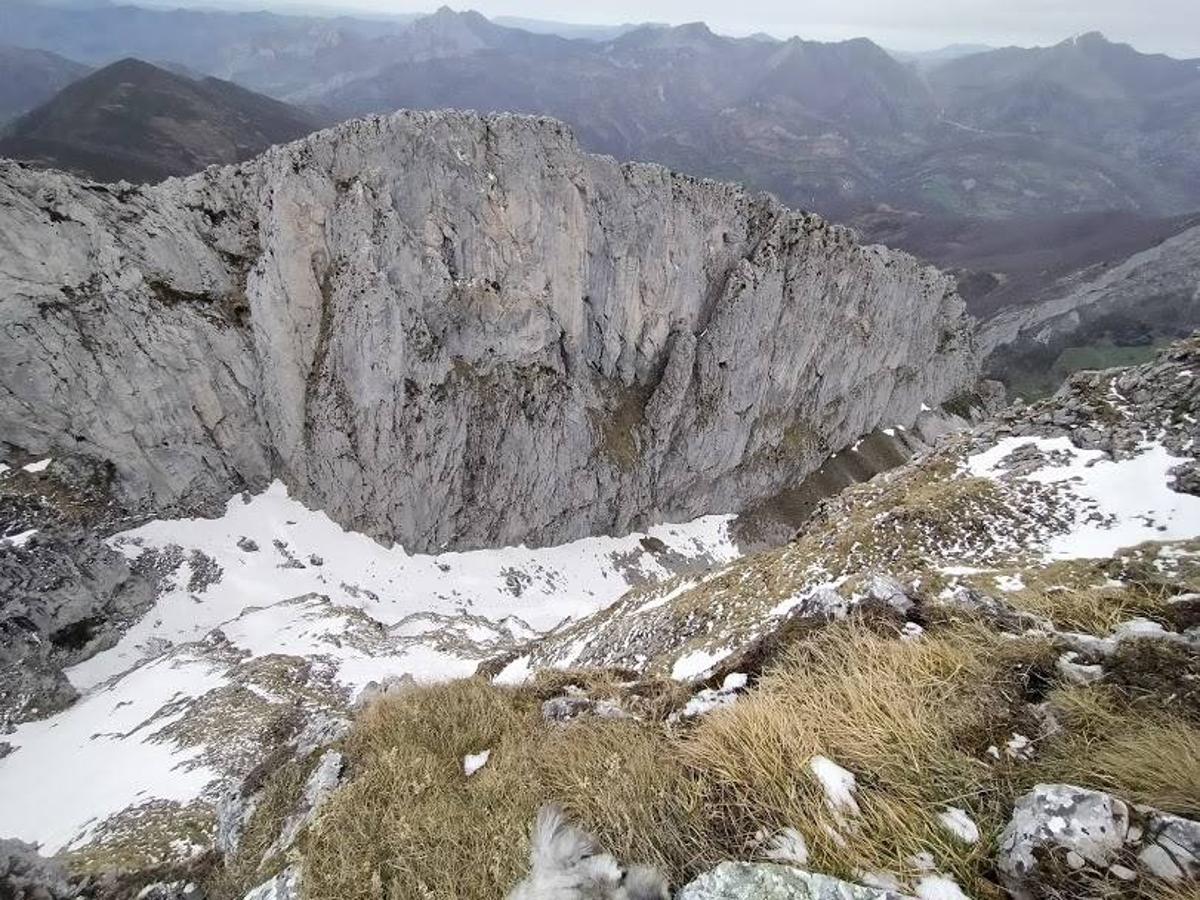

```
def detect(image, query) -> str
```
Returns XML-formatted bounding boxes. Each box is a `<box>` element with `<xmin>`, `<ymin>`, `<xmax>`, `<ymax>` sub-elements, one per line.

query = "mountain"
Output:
<box><xmin>0</xmin><ymin>45</ymin><xmax>89</xmax><ymax>125</ymax></box>
<box><xmin>979</xmin><ymin>220</ymin><xmax>1200</xmax><ymax>396</ymax></box>
<box><xmin>308</xmin><ymin>19</ymin><xmax>1200</xmax><ymax>224</ymax></box>
<box><xmin>889</xmin><ymin>42</ymin><xmax>995</xmax><ymax>67</ymax></box>
<box><xmin>927</xmin><ymin>32</ymin><xmax>1200</xmax><ymax>214</ymax></box>
<box><xmin>0</xmin><ymin>58</ymin><xmax>320</xmax><ymax>181</ymax></box>
<box><xmin>0</xmin><ymin>108</ymin><xmax>975</xmax><ymax>556</ymax></box>
<box><xmin>491</xmin><ymin>15</ymin><xmax>656</xmax><ymax>41</ymax></box>
<box><xmin>3</xmin><ymin>316</ymin><xmax>1198</xmax><ymax>897</ymax></box>
<box><xmin>3</xmin><ymin>4</ymin><xmax>1198</xmax><ymax>225</ymax></box>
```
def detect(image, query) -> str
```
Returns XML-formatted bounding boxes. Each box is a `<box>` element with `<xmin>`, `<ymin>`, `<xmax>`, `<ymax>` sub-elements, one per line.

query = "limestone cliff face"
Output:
<box><xmin>0</xmin><ymin>110</ymin><xmax>978</xmax><ymax>551</ymax></box>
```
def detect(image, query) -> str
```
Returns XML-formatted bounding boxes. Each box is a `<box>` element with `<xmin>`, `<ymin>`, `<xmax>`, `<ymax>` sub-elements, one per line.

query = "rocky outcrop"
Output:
<box><xmin>676</xmin><ymin>863</ymin><xmax>903</xmax><ymax>899</ymax></box>
<box><xmin>997</xmin><ymin>784</ymin><xmax>1200</xmax><ymax>895</ymax></box>
<box><xmin>0</xmin><ymin>109</ymin><xmax>977</xmax><ymax>553</ymax></box>
<box><xmin>0</xmin><ymin>838</ymin><xmax>74</xmax><ymax>899</ymax></box>
<box><xmin>981</xmin><ymin>222</ymin><xmax>1200</xmax><ymax>395</ymax></box>
<box><xmin>979</xmin><ymin>224</ymin><xmax>1200</xmax><ymax>358</ymax></box>
<box><xmin>0</xmin><ymin>458</ymin><xmax>157</xmax><ymax>728</ymax></box>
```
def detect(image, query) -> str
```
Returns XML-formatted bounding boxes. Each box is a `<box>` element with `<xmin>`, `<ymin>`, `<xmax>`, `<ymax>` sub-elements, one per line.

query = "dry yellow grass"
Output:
<box><xmin>681</xmin><ymin>622</ymin><xmax>1056</xmax><ymax>893</ymax></box>
<box><xmin>296</xmin><ymin>619</ymin><xmax>1200</xmax><ymax>900</ymax></box>
<box><xmin>1037</xmin><ymin>685</ymin><xmax>1200</xmax><ymax>817</ymax></box>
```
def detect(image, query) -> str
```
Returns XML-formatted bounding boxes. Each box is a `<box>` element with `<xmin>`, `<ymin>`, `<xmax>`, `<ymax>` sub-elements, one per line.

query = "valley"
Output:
<box><xmin>0</xmin><ymin>4</ymin><xmax>1198</xmax><ymax>900</ymax></box>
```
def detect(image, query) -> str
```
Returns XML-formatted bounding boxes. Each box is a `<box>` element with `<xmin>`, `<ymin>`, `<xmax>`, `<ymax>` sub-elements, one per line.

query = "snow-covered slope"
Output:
<box><xmin>0</xmin><ymin>482</ymin><xmax>737</xmax><ymax>853</ymax></box>
<box><xmin>508</xmin><ymin>338</ymin><xmax>1200</xmax><ymax>680</ymax></box>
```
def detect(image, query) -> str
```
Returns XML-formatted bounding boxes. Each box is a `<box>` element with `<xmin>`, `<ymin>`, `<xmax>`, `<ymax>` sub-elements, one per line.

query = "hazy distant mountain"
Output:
<box><xmin>2</xmin><ymin>3</ymin><xmax>1198</xmax><ymax>226</ymax></box>
<box><xmin>0</xmin><ymin>58</ymin><xmax>319</xmax><ymax>181</ymax></box>
<box><xmin>0</xmin><ymin>0</ymin><xmax>415</xmax><ymax>99</ymax></box>
<box><xmin>928</xmin><ymin>32</ymin><xmax>1200</xmax><ymax>209</ymax></box>
<box><xmin>889</xmin><ymin>44</ymin><xmax>994</xmax><ymax>68</ymax></box>
<box><xmin>308</xmin><ymin>17</ymin><xmax>1200</xmax><ymax>224</ymax></box>
<box><xmin>0</xmin><ymin>45</ymin><xmax>89</xmax><ymax>124</ymax></box>
<box><xmin>491</xmin><ymin>16</ymin><xmax>657</xmax><ymax>41</ymax></box>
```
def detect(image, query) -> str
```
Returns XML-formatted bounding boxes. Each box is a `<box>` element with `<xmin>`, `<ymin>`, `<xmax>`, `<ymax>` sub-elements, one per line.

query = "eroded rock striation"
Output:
<box><xmin>0</xmin><ymin>110</ymin><xmax>977</xmax><ymax>552</ymax></box>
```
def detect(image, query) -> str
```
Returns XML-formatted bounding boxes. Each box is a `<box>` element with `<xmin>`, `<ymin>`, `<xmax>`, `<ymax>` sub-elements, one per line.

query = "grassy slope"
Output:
<box><xmin>260</xmin><ymin>597</ymin><xmax>1198</xmax><ymax>900</ymax></box>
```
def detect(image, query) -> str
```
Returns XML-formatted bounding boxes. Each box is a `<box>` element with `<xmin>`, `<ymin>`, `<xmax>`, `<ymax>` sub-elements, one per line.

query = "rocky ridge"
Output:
<box><xmin>1</xmin><ymin>342</ymin><xmax>1197</xmax><ymax>897</ymax></box>
<box><xmin>500</xmin><ymin>337</ymin><xmax>1200</xmax><ymax>680</ymax></box>
<box><xmin>0</xmin><ymin>108</ymin><xmax>976</xmax><ymax>555</ymax></box>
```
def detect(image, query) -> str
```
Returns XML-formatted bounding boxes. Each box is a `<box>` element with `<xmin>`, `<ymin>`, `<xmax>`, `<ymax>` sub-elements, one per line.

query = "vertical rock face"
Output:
<box><xmin>0</xmin><ymin>110</ymin><xmax>978</xmax><ymax>551</ymax></box>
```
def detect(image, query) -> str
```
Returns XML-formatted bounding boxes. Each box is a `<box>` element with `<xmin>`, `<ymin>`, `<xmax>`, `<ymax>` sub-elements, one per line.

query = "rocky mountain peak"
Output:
<box><xmin>0</xmin><ymin>107</ymin><xmax>977</xmax><ymax>553</ymax></box>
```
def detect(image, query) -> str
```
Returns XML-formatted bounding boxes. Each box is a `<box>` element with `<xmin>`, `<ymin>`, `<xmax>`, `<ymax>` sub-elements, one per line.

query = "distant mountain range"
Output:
<box><xmin>0</xmin><ymin>58</ymin><xmax>318</xmax><ymax>181</ymax></box>
<box><xmin>0</xmin><ymin>2</ymin><xmax>1197</xmax><ymax>378</ymax></box>
<box><xmin>2</xmin><ymin>4</ymin><xmax>1197</xmax><ymax>225</ymax></box>
<box><xmin>0</xmin><ymin>45</ymin><xmax>90</xmax><ymax>123</ymax></box>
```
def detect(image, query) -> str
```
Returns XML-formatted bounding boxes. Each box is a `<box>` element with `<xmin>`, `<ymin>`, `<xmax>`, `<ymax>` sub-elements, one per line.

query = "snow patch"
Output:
<box><xmin>671</xmin><ymin>647</ymin><xmax>731</xmax><ymax>681</ymax></box>
<box><xmin>1</xmin><ymin>528</ymin><xmax>37</xmax><ymax>547</ymax></box>
<box><xmin>809</xmin><ymin>755</ymin><xmax>860</xmax><ymax>819</ymax></box>
<box><xmin>463</xmin><ymin>749</ymin><xmax>491</xmax><ymax>777</ymax></box>
<box><xmin>966</xmin><ymin>438</ymin><xmax>1200</xmax><ymax>561</ymax></box>
<box><xmin>915</xmin><ymin>874</ymin><xmax>972</xmax><ymax>900</ymax></box>
<box><xmin>937</xmin><ymin>807</ymin><xmax>980</xmax><ymax>843</ymax></box>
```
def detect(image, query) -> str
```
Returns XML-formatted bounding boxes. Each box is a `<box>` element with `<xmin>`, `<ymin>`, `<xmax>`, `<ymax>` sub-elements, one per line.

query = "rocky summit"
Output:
<box><xmin>0</xmin><ymin>109</ymin><xmax>975</xmax><ymax>553</ymax></box>
<box><xmin>0</xmin><ymin>96</ymin><xmax>1197</xmax><ymax>900</ymax></box>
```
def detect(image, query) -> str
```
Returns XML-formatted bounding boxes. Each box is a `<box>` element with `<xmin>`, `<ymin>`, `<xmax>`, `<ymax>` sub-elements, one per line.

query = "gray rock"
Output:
<box><xmin>133</xmin><ymin>881</ymin><xmax>204</xmax><ymax>899</ymax></box>
<box><xmin>541</xmin><ymin>694</ymin><xmax>632</xmax><ymax>723</ymax></box>
<box><xmin>264</xmin><ymin>750</ymin><xmax>344</xmax><ymax>858</ymax></box>
<box><xmin>676</xmin><ymin>862</ymin><xmax>905</xmax><ymax>899</ymax></box>
<box><xmin>242</xmin><ymin>867</ymin><xmax>301</xmax><ymax>900</ymax></box>
<box><xmin>215</xmin><ymin>779</ymin><xmax>259</xmax><ymax>861</ymax></box>
<box><xmin>293</xmin><ymin>711</ymin><xmax>350</xmax><ymax>758</ymax></box>
<box><xmin>0</xmin><ymin>527</ymin><xmax>156</xmax><ymax>727</ymax></box>
<box><xmin>1138</xmin><ymin>843</ymin><xmax>1185</xmax><ymax>881</ymax></box>
<box><xmin>1056</xmin><ymin>652</ymin><xmax>1104</xmax><ymax>685</ymax></box>
<box><xmin>997</xmin><ymin>784</ymin><xmax>1129</xmax><ymax>893</ymax></box>
<box><xmin>0</xmin><ymin>838</ymin><xmax>75</xmax><ymax>899</ymax></box>
<box><xmin>0</xmin><ymin>110</ymin><xmax>977</xmax><ymax>555</ymax></box>
<box><xmin>865</xmin><ymin>575</ymin><xmax>913</xmax><ymax>614</ymax></box>
<box><xmin>1142</xmin><ymin>810</ymin><xmax>1200</xmax><ymax>881</ymax></box>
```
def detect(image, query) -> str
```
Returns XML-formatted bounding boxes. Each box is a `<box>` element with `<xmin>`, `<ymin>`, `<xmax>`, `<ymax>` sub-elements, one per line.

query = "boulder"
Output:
<box><xmin>0</xmin><ymin>838</ymin><xmax>75</xmax><ymax>899</ymax></box>
<box><xmin>677</xmin><ymin>863</ymin><xmax>906</xmax><ymax>899</ymax></box>
<box><xmin>997</xmin><ymin>784</ymin><xmax>1129</xmax><ymax>891</ymax></box>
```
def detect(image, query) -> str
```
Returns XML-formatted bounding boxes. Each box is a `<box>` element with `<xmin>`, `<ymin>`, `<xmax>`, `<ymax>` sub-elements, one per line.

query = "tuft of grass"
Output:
<box><xmin>682</xmin><ymin>622</ymin><xmax>1054</xmax><ymax>893</ymax></box>
<box><xmin>303</xmin><ymin>678</ymin><xmax>546</xmax><ymax>900</ymax></box>
<box><xmin>205</xmin><ymin>754</ymin><xmax>315</xmax><ymax>899</ymax></box>
<box><xmin>988</xmin><ymin>557</ymin><xmax>1181</xmax><ymax>635</ymax></box>
<box><xmin>1037</xmin><ymin>685</ymin><xmax>1200</xmax><ymax>817</ymax></box>
<box><xmin>299</xmin><ymin>619</ymin><xmax>1200</xmax><ymax>900</ymax></box>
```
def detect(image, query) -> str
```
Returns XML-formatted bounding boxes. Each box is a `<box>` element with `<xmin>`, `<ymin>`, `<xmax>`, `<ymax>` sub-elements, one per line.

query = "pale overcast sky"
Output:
<box><xmin>221</xmin><ymin>0</ymin><xmax>1200</xmax><ymax>57</ymax></box>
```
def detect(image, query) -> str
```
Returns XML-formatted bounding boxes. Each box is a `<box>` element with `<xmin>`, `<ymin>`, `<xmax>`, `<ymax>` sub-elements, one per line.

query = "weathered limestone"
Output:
<box><xmin>0</xmin><ymin>110</ymin><xmax>977</xmax><ymax>552</ymax></box>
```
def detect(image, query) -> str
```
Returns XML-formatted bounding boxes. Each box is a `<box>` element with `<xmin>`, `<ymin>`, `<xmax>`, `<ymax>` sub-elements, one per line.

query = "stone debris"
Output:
<box><xmin>242</xmin><ymin>866</ymin><xmax>301</xmax><ymax>900</ymax></box>
<box><xmin>265</xmin><ymin>750</ymin><xmax>345</xmax><ymax>858</ymax></box>
<box><xmin>541</xmin><ymin>693</ymin><xmax>634</xmax><ymax>724</ymax></box>
<box><xmin>0</xmin><ymin>838</ymin><xmax>75</xmax><ymax>899</ymax></box>
<box><xmin>997</xmin><ymin>784</ymin><xmax>1200</xmax><ymax>894</ymax></box>
<box><xmin>677</xmin><ymin>863</ymin><xmax>906</xmax><ymax>899</ymax></box>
